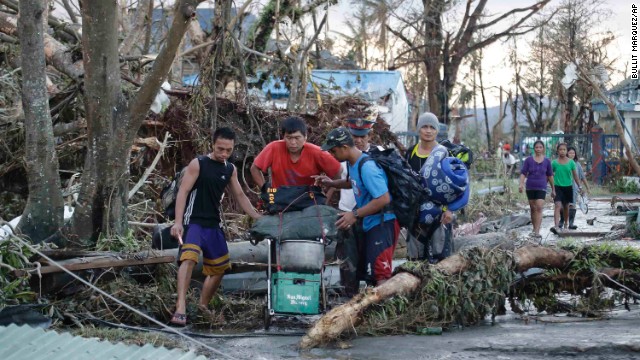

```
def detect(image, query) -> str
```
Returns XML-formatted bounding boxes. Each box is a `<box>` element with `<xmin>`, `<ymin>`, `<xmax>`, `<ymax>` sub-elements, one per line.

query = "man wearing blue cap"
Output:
<box><xmin>330</xmin><ymin>118</ymin><xmax>376</xmax><ymax>295</ymax></box>
<box><xmin>315</xmin><ymin>128</ymin><xmax>399</xmax><ymax>286</ymax></box>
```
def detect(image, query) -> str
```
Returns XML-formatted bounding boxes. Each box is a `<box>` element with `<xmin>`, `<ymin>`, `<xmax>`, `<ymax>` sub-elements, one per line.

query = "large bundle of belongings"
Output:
<box><xmin>417</xmin><ymin>143</ymin><xmax>470</xmax><ymax>225</ymax></box>
<box><xmin>249</xmin><ymin>204</ymin><xmax>339</xmax><ymax>243</ymax></box>
<box><xmin>413</xmin><ymin>143</ymin><xmax>470</xmax><ymax>262</ymax></box>
<box><xmin>251</xmin><ymin>184</ymin><xmax>339</xmax><ymax>242</ymax></box>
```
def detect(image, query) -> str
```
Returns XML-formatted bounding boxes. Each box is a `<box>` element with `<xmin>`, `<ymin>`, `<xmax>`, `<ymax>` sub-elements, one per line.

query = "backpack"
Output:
<box><xmin>439</xmin><ymin>139</ymin><xmax>473</xmax><ymax>169</ymax></box>
<box><xmin>160</xmin><ymin>167</ymin><xmax>187</xmax><ymax>220</ymax></box>
<box><xmin>355</xmin><ymin>146</ymin><xmax>427</xmax><ymax>229</ymax></box>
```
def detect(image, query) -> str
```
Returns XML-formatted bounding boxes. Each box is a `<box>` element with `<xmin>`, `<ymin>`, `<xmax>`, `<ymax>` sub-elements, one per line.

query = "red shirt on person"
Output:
<box><xmin>253</xmin><ymin>140</ymin><xmax>341</xmax><ymax>188</ymax></box>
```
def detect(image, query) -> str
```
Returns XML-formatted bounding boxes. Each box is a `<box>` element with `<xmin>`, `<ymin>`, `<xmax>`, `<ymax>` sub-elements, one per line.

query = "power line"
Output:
<box><xmin>8</xmin><ymin>233</ymin><xmax>240</xmax><ymax>360</ymax></box>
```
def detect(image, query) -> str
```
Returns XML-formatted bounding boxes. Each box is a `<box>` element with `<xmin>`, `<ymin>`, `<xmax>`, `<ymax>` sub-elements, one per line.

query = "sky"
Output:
<box><xmin>326</xmin><ymin>0</ymin><xmax>635</xmax><ymax>107</ymax></box>
<box><xmin>52</xmin><ymin>0</ymin><xmax>633</xmax><ymax>108</ymax></box>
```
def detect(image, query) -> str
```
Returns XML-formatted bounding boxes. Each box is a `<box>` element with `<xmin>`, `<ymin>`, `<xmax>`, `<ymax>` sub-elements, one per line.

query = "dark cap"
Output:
<box><xmin>346</xmin><ymin>118</ymin><xmax>375</xmax><ymax>136</ymax></box>
<box><xmin>321</xmin><ymin>127</ymin><xmax>354</xmax><ymax>151</ymax></box>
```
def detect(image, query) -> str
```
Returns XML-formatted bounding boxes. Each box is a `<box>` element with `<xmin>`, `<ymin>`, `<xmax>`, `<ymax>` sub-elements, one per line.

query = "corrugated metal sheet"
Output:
<box><xmin>309</xmin><ymin>70</ymin><xmax>403</xmax><ymax>101</ymax></box>
<box><xmin>0</xmin><ymin>324</ymin><xmax>206</xmax><ymax>360</ymax></box>
<box><xmin>260</xmin><ymin>70</ymin><xmax>405</xmax><ymax>100</ymax></box>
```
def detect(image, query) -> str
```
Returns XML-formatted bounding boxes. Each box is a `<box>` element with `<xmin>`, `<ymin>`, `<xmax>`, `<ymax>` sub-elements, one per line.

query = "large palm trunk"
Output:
<box><xmin>17</xmin><ymin>0</ymin><xmax>64</xmax><ymax>242</ymax></box>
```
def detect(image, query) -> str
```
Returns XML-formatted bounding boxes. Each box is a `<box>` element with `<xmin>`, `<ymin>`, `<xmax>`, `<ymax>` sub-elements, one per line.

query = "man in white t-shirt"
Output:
<box><xmin>334</xmin><ymin>117</ymin><xmax>375</xmax><ymax>296</ymax></box>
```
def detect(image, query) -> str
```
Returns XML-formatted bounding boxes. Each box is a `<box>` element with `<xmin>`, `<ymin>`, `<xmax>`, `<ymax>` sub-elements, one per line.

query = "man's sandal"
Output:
<box><xmin>170</xmin><ymin>312</ymin><xmax>187</xmax><ymax>326</ymax></box>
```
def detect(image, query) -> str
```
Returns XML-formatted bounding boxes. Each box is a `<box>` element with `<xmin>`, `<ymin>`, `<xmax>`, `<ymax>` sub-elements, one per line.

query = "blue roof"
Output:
<box><xmin>260</xmin><ymin>70</ymin><xmax>405</xmax><ymax>100</ymax></box>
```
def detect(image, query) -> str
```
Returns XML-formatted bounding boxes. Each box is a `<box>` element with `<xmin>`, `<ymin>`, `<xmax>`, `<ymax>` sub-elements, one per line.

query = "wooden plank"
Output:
<box><xmin>25</xmin><ymin>255</ymin><xmax>176</xmax><ymax>275</ymax></box>
<box><xmin>38</xmin><ymin>250</ymin><xmax>118</xmax><ymax>260</ymax></box>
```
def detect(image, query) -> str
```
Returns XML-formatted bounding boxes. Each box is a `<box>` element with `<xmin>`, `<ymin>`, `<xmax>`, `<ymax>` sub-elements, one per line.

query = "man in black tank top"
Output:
<box><xmin>169</xmin><ymin>127</ymin><xmax>261</xmax><ymax>326</ymax></box>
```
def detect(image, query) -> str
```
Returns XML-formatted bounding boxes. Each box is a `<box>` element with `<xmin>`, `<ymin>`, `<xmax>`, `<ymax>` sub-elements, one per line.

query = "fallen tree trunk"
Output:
<box><xmin>26</xmin><ymin>255</ymin><xmax>176</xmax><ymax>275</ymax></box>
<box><xmin>299</xmin><ymin>245</ymin><xmax>574</xmax><ymax>349</ymax></box>
<box><xmin>455</xmin><ymin>231</ymin><xmax>517</xmax><ymax>252</ymax></box>
<box><xmin>28</xmin><ymin>240</ymin><xmax>336</xmax><ymax>276</ymax></box>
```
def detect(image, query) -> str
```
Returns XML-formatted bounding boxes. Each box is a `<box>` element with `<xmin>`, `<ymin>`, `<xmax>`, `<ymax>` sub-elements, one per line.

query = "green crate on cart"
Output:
<box><xmin>272</xmin><ymin>271</ymin><xmax>321</xmax><ymax>315</ymax></box>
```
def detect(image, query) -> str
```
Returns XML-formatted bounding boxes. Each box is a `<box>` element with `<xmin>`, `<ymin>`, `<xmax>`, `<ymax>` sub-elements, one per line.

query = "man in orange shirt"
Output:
<box><xmin>251</xmin><ymin>116</ymin><xmax>341</xmax><ymax>190</ymax></box>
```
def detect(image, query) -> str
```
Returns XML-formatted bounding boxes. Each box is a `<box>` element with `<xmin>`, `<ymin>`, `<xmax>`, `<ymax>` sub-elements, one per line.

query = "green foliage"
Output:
<box><xmin>361</xmin><ymin>248</ymin><xmax>516</xmax><ymax>335</ymax></box>
<box><xmin>95</xmin><ymin>229</ymin><xmax>141</xmax><ymax>252</ymax></box>
<box><xmin>363</xmin><ymin>242</ymin><xmax>640</xmax><ymax>335</ymax></box>
<box><xmin>608</xmin><ymin>178</ymin><xmax>640</xmax><ymax>194</ymax></box>
<box><xmin>510</xmin><ymin>242</ymin><xmax>640</xmax><ymax>316</ymax></box>
<box><xmin>562</xmin><ymin>242</ymin><xmax>640</xmax><ymax>272</ymax></box>
<box><xmin>0</xmin><ymin>235</ymin><xmax>37</xmax><ymax>307</ymax></box>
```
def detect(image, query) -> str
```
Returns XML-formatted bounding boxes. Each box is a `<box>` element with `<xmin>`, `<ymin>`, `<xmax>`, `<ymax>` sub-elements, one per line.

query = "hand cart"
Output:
<box><xmin>263</xmin><ymin>237</ymin><xmax>327</xmax><ymax>330</ymax></box>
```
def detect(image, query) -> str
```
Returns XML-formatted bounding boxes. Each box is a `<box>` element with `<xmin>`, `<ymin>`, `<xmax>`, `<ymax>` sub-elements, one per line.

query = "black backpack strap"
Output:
<box><xmin>356</xmin><ymin>156</ymin><xmax>372</xmax><ymax>187</ymax></box>
<box><xmin>356</xmin><ymin>156</ymin><xmax>391</xmax><ymax>221</ymax></box>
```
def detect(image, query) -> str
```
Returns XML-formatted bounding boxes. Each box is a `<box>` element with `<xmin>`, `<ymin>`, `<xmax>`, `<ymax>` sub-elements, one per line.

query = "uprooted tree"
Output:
<box><xmin>2</xmin><ymin>0</ymin><xmax>208</xmax><ymax>244</ymax></box>
<box><xmin>300</xmin><ymin>242</ymin><xmax>640</xmax><ymax>349</ymax></box>
<box><xmin>1</xmin><ymin>0</ymin><xmax>347</xmax><ymax>246</ymax></box>
<box><xmin>387</xmin><ymin>0</ymin><xmax>552</xmax><ymax>123</ymax></box>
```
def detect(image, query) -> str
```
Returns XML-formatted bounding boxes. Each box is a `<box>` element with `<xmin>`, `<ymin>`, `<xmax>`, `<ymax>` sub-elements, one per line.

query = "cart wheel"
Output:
<box><xmin>263</xmin><ymin>305</ymin><xmax>271</xmax><ymax>330</ymax></box>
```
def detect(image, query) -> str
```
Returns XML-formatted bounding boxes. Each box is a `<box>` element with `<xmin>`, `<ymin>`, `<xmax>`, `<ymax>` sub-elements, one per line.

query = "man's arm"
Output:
<box><xmin>313</xmin><ymin>175</ymin><xmax>351</xmax><ymax>189</ymax></box>
<box><xmin>356</xmin><ymin>192</ymin><xmax>390</xmax><ymax>217</ymax></box>
<box><xmin>171</xmin><ymin>158</ymin><xmax>200</xmax><ymax>241</ymax></box>
<box><xmin>336</xmin><ymin>192</ymin><xmax>390</xmax><ymax>229</ymax></box>
<box><xmin>228</xmin><ymin>166</ymin><xmax>261</xmax><ymax>220</ymax></box>
<box><xmin>250</xmin><ymin>163</ymin><xmax>266</xmax><ymax>189</ymax></box>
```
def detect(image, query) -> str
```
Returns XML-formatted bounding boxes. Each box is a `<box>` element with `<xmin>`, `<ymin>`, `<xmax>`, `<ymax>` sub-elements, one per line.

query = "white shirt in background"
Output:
<box><xmin>338</xmin><ymin>144</ymin><xmax>371</xmax><ymax>212</ymax></box>
<box><xmin>338</xmin><ymin>162</ymin><xmax>356</xmax><ymax>211</ymax></box>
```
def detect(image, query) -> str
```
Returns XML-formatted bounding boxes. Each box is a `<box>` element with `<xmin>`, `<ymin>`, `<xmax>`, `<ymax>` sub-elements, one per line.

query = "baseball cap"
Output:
<box><xmin>321</xmin><ymin>127</ymin><xmax>353</xmax><ymax>151</ymax></box>
<box><xmin>346</xmin><ymin>118</ymin><xmax>375</xmax><ymax>136</ymax></box>
<box><xmin>503</xmin><ymin>143</ymin><xmax>511</xmax><ymax>151</ymax></box>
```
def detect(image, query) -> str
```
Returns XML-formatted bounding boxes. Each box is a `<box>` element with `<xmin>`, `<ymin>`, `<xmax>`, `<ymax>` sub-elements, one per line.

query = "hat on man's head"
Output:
<box><xmin>417</xmin><ymin>112</ymin><xmax>440</xmax><ymax>131</ymax></box>
<box><xmin>321</xmin><ymin>127</ymin><xmax>354</xmax><ymax>151</ymax></box>
<box><xmin>346</xmin><ymin>118</ymin><xmax>375</xmax><ymax>136</ymax></box>
<box><xmin>503</xmin><ymin>143</ymin><xmax>511</xmax><ymax>151</ymax></box>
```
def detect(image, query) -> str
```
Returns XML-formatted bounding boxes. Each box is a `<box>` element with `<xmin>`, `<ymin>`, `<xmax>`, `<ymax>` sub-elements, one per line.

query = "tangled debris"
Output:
<box><xmin>299</xmin><ymin>243</ymin><xmax>640</xmax><ymax>349</ymax></box>
<box><xmin>361</xmin><ymin>248</ymin><xmax>515</xmax><ymax>335</ymax></box>
<box><xmin>48</xmin><ymin>263</ymin><xmax>264</xmax><ymax>331</ymax></box>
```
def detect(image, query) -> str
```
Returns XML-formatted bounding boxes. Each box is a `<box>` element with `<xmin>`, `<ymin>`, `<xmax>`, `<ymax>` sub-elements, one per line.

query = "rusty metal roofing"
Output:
<box><xmin>0</xmin><ymin>324</ymin><xmax>207</xmax><ymax>360</ymax></box>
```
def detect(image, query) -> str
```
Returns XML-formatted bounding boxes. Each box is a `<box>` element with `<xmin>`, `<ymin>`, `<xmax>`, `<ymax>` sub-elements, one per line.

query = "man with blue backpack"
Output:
<box><xmin>315</xmin><ymin>128</ymin><xmax>400</xmax><ymax>285</ymax></box>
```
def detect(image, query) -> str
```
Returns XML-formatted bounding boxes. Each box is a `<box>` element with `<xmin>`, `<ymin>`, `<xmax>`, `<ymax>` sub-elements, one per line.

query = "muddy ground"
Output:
<box><xmin>169</xmin><ymin>191</ymin><xmax>640</xmax><ymax>360</ymax></box>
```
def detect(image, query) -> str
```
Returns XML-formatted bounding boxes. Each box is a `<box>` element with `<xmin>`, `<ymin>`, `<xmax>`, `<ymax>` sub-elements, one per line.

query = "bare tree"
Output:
<box><xmin>388</xmin><ymin>0</ymin><xmax>551</xmax><ymax>123</ymax></box>
<box><xmin>516</xmin><ymin>25</ymin><xmax>560</xmax><ymax>133</ymax></box>
<box><xmin>16</xmin><ymin>0</ymin><xmax>65</xmax><ymax>241</ymax></box>
<box><xmin>70</xmin><ymin>0</ymin><xmax>205</xmax><ymax>244</ymax></box>
<box><xmin>119</xmin><ymin>0</ymin><xmax>153</xmax><ymax>55</ymax></box>
<box><xmin>363</xmin><ymin>0</ymin><xmax>394</xmax><ymax>69</ymax></box>
<box><xmin>477</xmin><ymin>49</ymin><xmax>492</xmax><ymax>153</ymax></box>
<box><xmin>338</xmin><ymin>4</ymin><xmax>372</xmax><ymax>69</ymax></box>
<box><xmin>575</xmin><ymin>64</ymin><xmax>640</xmax><ymax>177</ymax></box>
<box><xmin>519</xmin><ymin>0</ymin><xmax>614</xmax><ymax>134</ymax></box>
